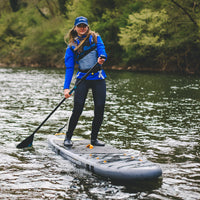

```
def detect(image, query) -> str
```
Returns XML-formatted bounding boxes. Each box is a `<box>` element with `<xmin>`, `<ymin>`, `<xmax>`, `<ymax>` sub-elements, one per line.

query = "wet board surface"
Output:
<box><xmin>48</xmin><ymin>135</ymin><xmax>162</xmax><ymax>182</ymax></box>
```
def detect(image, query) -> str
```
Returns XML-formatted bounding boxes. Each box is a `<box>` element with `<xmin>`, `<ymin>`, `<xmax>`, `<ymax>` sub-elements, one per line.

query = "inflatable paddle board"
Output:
<box><xmin>48</xmin><ymin>135</ymin><xmax>162</xmax><ymax>182</ymax></box>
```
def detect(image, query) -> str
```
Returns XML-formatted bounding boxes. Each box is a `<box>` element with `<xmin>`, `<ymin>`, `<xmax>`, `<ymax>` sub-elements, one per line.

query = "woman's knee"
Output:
<box><xmin>72</xmin><ymin>103</ymin><xmax>84</xmax><ymax>117</ymax></box>
<box><xmin>94</xmin><ymin>104</ymin><xmax>105</xmax><ymax>116</ymax></box>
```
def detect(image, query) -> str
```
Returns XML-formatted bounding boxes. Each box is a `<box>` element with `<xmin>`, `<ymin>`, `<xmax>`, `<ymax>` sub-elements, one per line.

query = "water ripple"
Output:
<box><xmin>0</xmin><ymin>68</ymin><xmax>200</xmax><ymax>199</ymax></box>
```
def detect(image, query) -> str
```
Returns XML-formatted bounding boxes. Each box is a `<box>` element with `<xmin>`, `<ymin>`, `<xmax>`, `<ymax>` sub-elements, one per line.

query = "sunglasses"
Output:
<box><xmin>77</xmin><ymin>23</ymin><xmax>87</xmax><ymax>28</ymax></box>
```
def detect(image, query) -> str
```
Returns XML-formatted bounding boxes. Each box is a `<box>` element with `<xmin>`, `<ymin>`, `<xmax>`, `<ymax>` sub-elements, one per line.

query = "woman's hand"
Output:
<box><xmin>64</xmin><ymin>89</ymin><xmax>72</xmax><ymax>99</ymax></box>
<box><xmin>98</xmin><ymin>57</ymin><xmax>105</xmax><ymax>65</ymax></box>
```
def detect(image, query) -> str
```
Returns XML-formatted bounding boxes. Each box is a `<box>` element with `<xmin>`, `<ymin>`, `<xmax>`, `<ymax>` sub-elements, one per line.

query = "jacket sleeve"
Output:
<box><xmin>63</xmin><ymin>46</ymin><xmax>75</xmax><ymax>89</ymax></box>
<box><xmin>96</xmin><ymin>35</ymin><xmax>107</xmax><ymax>60</ymax></box>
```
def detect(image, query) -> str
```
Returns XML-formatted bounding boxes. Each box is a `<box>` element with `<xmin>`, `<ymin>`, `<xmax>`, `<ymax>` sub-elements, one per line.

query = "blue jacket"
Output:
<box><xmin>64</xmin><ymin>34</ymin><xmax>107</xmax><ymax>89</ymax></box>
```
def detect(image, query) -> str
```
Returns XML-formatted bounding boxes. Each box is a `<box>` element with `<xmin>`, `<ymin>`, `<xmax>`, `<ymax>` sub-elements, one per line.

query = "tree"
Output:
<box><xmin>118</xmin><ymin>0</ymin><xmax>200</xmax><ymax>73</ymax></box>
<box><xmin>118</xmin><ymin>9</ymin><xmax>169</xmax><ymax>66</ymax></box>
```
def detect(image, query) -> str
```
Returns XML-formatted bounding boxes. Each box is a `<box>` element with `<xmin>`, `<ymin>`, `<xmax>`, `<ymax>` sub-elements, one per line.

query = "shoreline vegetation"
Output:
<box><xmin>0</xmin><ymin>0</ymin><xmax>200</xmax><ymax>75</ymax></box>
<box><xmin>0</xmin><ymin>62</ymin><xmax>198</xmax><ymax>75</ymax></box>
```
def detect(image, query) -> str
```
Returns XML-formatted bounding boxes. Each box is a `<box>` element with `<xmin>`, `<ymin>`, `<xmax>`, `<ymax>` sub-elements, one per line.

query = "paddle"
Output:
<box><xmin>16</xmin><ymin>59</ymin><xmax>105</xmax><ymax>149</ymax></box>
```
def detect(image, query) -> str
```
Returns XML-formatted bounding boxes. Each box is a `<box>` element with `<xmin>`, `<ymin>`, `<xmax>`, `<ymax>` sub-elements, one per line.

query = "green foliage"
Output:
<box><xmin>91</xmin><ymin>9</ymin><xmax>123</xmax><ymax>65</ymax></box>
<box><xmin>118</xmin><ymin>9</ymin><xmax>169</xmax><ymax>64</ymax></box>
<box><xmin>0</xmin><ymin>1</ymin><xmax>67</xmax><ymax>65</ymax></box>
<box><xmin>87</xmin><ymin>0</ymin><xmax>145</xmax><ymax>65</ymax></box>
<box><xmin>0</xmin><ymin>9</ymin><xmax>30</xmax><ymax>56</ymax></box>
<box><xmin>0</xmin><ymin>1</ymin><xmax>12</xmax><ymax>15</ymax></box>
<box><xmin>0</xmin><ymin>0</ymin><xmax>199</xmax><ymax>73</ymax></box>
<box><xmin>21</xmin><ymin>16</ymin><xmax>66</xmax><ymax>64</ymax></box>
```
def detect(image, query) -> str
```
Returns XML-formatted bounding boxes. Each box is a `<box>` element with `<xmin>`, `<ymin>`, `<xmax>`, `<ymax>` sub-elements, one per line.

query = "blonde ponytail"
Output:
<box><xmin>64</xmin><ymin>27</ymin><xmax>78</xmax><ymax>44</ymax></box>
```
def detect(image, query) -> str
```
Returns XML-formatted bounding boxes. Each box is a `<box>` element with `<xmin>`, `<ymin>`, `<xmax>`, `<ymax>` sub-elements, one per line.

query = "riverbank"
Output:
<box><xmin>1</xmin><ymin>61</ymin><xmax>199</xmax><ymax>75</ymax></box>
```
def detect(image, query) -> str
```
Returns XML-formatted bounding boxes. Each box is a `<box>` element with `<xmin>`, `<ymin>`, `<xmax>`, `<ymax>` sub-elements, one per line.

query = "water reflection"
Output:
<box><xmin>0</xmin><ymin>67</ymin><xmax>200</xmax><ymax>199</ymax></box>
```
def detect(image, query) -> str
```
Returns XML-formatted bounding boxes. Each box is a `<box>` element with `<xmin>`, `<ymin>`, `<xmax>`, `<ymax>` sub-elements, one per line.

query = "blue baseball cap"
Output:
<box><xmin>74</xmin><ymin>16</ymin><xmax>88</xmax><ymax>26</ymax></box>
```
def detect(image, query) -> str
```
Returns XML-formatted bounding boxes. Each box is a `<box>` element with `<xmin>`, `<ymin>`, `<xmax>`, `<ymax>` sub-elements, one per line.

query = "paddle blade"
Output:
<box><xmin>16</xmin><ymin>133</ymin><xmax>34</xmax><ymax>149</ymax></box>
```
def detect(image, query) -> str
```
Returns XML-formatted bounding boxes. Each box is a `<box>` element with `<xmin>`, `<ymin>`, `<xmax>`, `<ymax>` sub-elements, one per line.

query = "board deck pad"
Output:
<box><xmin>56</xmin><ymin>138</ymin><xmax>123</xmax><ymax>154</ymax></box>
<box><xmin>48</xmin><ymin>135</ymin><xmax>162</xmax><ymax>182</ymax></box>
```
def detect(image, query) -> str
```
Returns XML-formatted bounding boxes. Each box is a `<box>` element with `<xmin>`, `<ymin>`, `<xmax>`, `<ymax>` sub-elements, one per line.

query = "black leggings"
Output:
<box><xmin>66</xmin><ymin>79</ymin><xmax>106</xmax><ymax>141</ymax></box>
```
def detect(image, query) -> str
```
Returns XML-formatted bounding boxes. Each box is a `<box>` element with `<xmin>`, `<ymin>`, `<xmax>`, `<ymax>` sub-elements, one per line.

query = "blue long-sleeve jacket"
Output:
<box><xmin>64</xmin><ymin>34</ymin><xmax>107</xmax><ymax>89</ymax></box>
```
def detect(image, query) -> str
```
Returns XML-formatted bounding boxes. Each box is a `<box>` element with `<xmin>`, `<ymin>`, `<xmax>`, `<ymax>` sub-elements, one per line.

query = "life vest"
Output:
<box><xmin>70</xmin><ymin>35</ymin><xmax>97</xmax><ymax>72</ymax></box>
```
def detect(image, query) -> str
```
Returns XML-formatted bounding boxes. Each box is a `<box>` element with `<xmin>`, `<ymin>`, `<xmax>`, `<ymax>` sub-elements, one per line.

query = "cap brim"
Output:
<box><xmin>75</xmin><ymin>22</ymin><xmax>88</xmax><ymax>26</ymax></box>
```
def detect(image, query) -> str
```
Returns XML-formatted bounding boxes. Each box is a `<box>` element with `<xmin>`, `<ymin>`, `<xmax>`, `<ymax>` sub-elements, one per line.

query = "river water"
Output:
<box><xmin>0</xmin><ymin>67</ymin><xmax>199</xmax><ymax>200</ymax></box>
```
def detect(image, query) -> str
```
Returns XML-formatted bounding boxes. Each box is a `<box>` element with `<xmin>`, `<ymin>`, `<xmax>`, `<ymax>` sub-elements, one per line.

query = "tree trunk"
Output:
<box><xmin>9</xmin><ymin>0</ymin><xmax>19</xmax><ymax>12</ymax></box>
